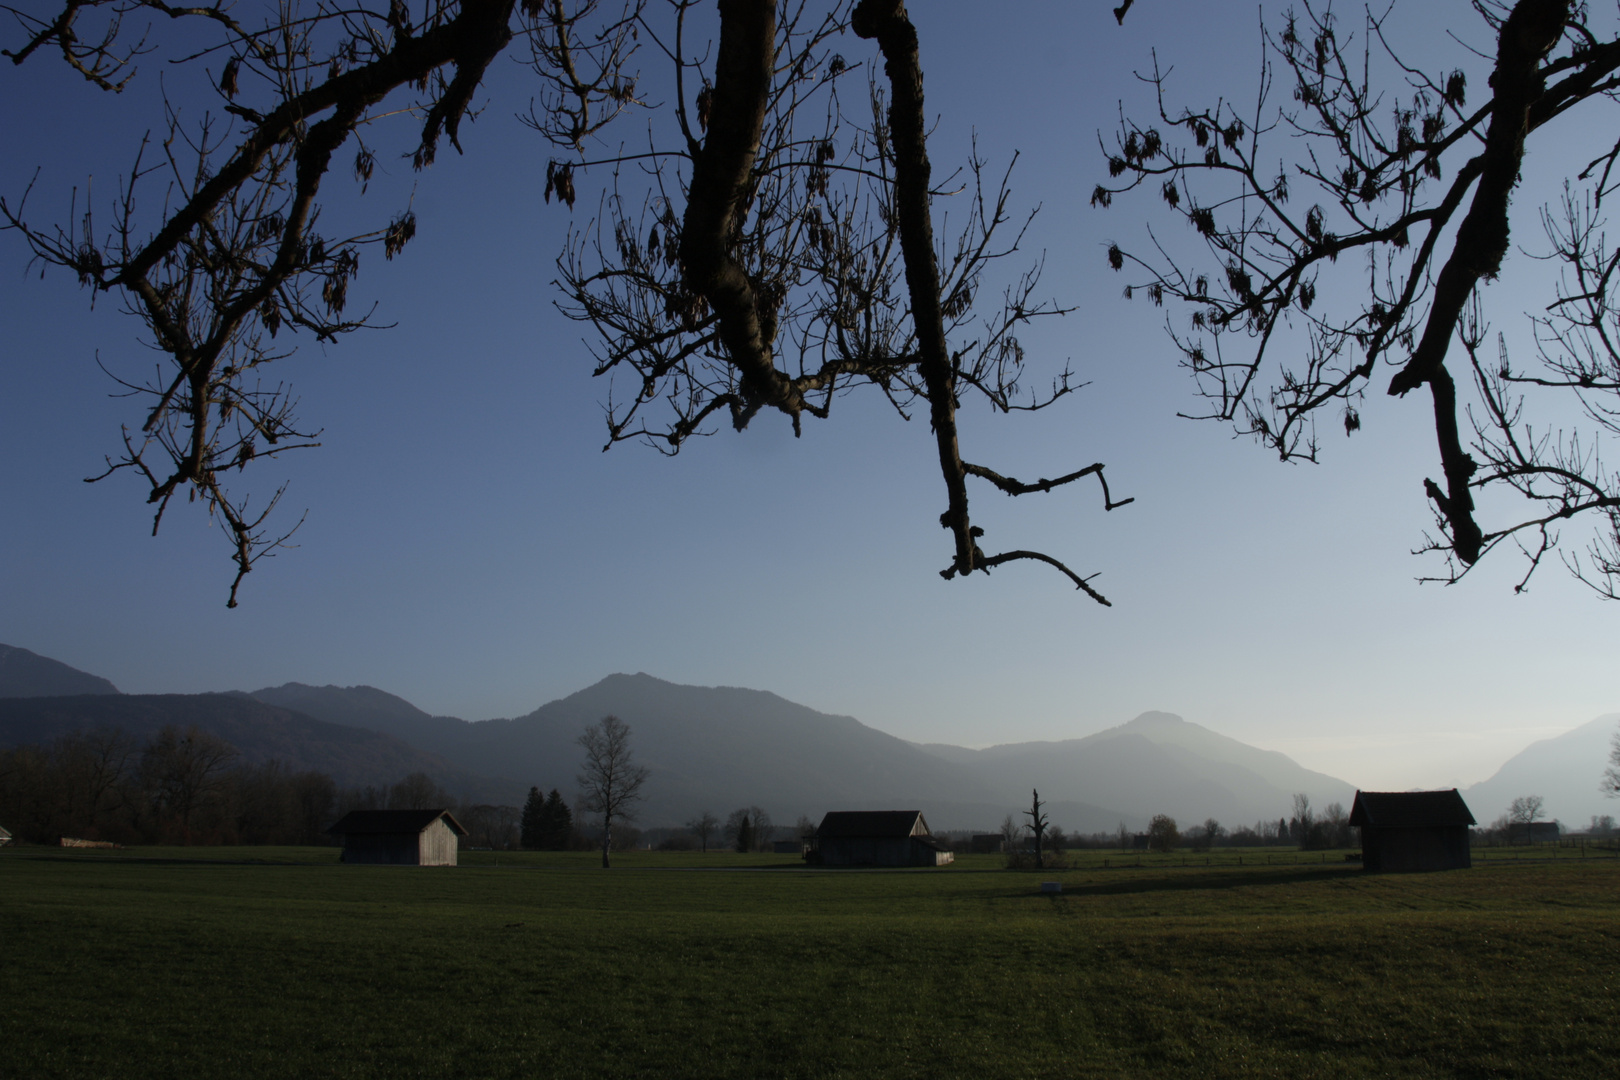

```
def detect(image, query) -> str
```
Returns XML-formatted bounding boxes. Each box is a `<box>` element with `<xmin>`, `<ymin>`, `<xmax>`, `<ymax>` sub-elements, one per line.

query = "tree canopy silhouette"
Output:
<box><xmin>10</xmin><ymin>0</ymin><xmax>1619</xmax><ymax>605</ymax></box>
<box><xmin>2</xmin><ymin>0</ymin><xmax>1130</xmax><ymax>606</ymax></box>
<box><xmin>1099</xmin><ymin>0</ymin><xmax>1620</xmax><ymax>598</ymax></box>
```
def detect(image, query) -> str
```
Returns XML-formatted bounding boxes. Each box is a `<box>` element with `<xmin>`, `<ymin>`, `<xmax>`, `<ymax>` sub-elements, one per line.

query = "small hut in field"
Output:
<box><xmin>811</xmin><ymin>811</ymin><xmax>954</xmax><ymax>867</ymax></box>
<box><xmin>0</xmin><ymin>825</ymin><xmax>11</xmax><ymax>847</ymax></box>
<box><xmin>327</xmin><ymin>809</ymin><xmax>467</xmax><ymax>866</ymax></box>
<box><xmin>1350</xmin><ymin>789</ymin><xmax>1475</xmax><ymax>872</ymax></box>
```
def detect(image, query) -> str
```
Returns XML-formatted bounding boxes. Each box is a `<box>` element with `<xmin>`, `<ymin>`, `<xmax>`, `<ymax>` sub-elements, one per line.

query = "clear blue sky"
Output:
<box><xmin>2</xmin><ymin>1</ymin><xmax>1615</xmax><ymax>794</ymax></box>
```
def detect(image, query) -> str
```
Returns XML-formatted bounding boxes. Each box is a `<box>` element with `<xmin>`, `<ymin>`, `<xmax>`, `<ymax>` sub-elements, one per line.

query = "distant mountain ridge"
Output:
<box><xmin>242</xmin><ymin>674</ymin><xmax>1358</xmax><ymax>831</ymax></box>
<box><xmin>15</xmin><ymin>643</ymin><xmax>1602</xmax><ymax>834</ymax></box>
<box><xmin>909</xmin><ymin>710</ymin><xmax>1358</xmax><ymax>830</ymax></box>
<box><xmin>1463</xmin><ymin>713</ymin><xmax>1620</xmax><ymax>828</ymax></box>
<box><xmin>0</xmin><ymin>644</ymin><xmax>120</xmax><ymax>697</ymax></box>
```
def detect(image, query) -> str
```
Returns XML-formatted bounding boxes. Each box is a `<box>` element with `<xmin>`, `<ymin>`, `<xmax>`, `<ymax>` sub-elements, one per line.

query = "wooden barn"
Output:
<box><xmin>811</xmin><ymin>811</ymin><xmax>954</xmax><ymax>867</ymax></box>
<box><xmin>1350</xmin><ymin>789</ymin><xmax>1475</xmax><ymax>872</ymax></box>
<box><xmin>327</xmin><ymin>809</ymin><xmax>467</xmax><ymax>866</ymax></box>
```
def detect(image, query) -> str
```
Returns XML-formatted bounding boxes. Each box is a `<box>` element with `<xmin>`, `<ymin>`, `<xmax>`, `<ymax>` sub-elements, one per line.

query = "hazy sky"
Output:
<box><xmin>3</xmin><ymin>1</ymin><xmax>1616</xmax><ymax>795</ymax></box>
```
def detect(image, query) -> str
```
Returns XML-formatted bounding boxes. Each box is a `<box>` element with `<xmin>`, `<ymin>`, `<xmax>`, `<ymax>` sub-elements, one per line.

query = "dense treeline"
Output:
<box><xmin>0</xmin><ymin>726</ymin><xmax>334</xmax><ymax>845</ymax></box>
<box><xmin>0</xmin><ymin>726</ymin><xmax>529</xmax><ymax>848</ymax></box>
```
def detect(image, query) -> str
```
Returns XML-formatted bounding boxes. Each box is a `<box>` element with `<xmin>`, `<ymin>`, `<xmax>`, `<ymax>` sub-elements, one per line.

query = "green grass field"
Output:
<box><xmin>4</xmin><ymin>847</ymin><xmax>1617</xmax><ymax>1079</ymax></box>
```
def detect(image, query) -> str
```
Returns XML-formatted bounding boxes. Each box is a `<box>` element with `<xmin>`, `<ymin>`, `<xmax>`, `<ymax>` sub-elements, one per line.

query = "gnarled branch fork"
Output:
<box><xmin>8</xmin><ymin>0</ymin><xmax>1130</xmax><ymax>604</ymax></box>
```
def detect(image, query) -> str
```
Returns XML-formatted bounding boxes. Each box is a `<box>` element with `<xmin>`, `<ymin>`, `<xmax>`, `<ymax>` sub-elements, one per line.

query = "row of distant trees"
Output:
<box><xmin>992</xmin><ymin>792</ymin><xmax>1357</xmax><ymax>866</ymax></box>
<box><xmin>650</xmin><ymin>808</ymin><xmax>816</xmax><ymax>853</ymax></box>
<box><xmin>0</xmin><ymin>725</ymin><xmax>490</xmax><ymax>846</ymax></box>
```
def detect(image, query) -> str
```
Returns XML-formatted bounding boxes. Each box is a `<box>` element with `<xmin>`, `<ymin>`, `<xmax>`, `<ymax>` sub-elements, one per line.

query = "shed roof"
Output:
<box><xmin>1349</xmin><ymin>789</ymin><xmax>1475</xmax><ymax>828</ymax></box>
<box><xmin>816</xmin><ymin>811</ymin><xmax>929</xmax><ymax>839</ymax></box>
<box><xmin>327</xmin><ymin>809</ymin><xmax>468</xmax><ymax>836</ymax></box>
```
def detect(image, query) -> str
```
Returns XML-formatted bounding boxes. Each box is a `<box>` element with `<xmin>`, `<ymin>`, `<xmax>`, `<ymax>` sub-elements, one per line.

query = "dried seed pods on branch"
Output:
<box><xmin>1102</xmin><ymin>0</ymin><xmax>1620</xmax><ymax>597</ymax></box>
<box><xmin>7</xmin><ymin>0</ymin><xmax>1128</xmax><ymax>604</ymax></box>
<box><xmin>555</xmin><ymin>0</ymin><xmax>1129</xmax><ymax>601</ymax></box>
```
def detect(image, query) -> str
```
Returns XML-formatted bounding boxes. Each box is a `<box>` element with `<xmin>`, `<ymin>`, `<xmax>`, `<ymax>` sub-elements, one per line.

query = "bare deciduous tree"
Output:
<box><xmin>1605</xmin><ymin>724</ymin><xmax>1620</xmax><ymax>797</ymax></box>
<box><xmin>685</xmin><ymin>809</ymin><xmax>719</xmax><ymax>853</ymax></box>
<box><xmin>138</xmin><ymin>724</ymin><xmax>238</xmax><ymax>840</ymax></box>
<box><xmin>388</xmin><ymin>771</ymin><xmax>453</xmax><ymax>810</ymax></box>
<box><xmin>1022</xmin><ymin>787</ymin><xmax>1048</xmax><ymax>869</ymax></box>
<box><xmin>4</xmin><ymin>0</ymin><xmax>1131</xmax><ymax>606</ymax></box>
<box><xmin>1291</xmin><ymin>793</ymin><xmax>1314</xmax><ymax>833</ymax></box>
<box><xmin>576</xmin><ymin>713</ymin><xmax>648</xmax><ymax>867</ymax></box>
<box><xmin>1102</xmin><ymin>0</ymin><xmax>1620</xmax><ymax>597</ymax></box>
<box><xmin>1000</xmin><ymin>813</ymin><xmax>1020</xmax><ymax>854</ymax></box>
<box><xmin>1508</xmin><ymin>793</ymin><xmax>1546</xmax><ymax>824</ymax></box>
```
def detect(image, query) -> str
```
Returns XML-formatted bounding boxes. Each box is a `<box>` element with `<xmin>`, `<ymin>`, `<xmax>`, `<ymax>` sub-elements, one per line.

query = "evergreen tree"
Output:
<box><xmin>520</xmin><ymin>787</ymin><xmax>545</xmax><ymax>850</ymax></box>
<box><xmin>542</xmin><ymin>788</ymin><xmax>573</xmax><ymax>850</ymax></box>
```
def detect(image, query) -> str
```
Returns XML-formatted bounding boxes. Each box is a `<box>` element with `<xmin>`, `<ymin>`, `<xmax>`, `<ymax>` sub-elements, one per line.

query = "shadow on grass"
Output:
<box><xmin>3</xmin><ymin>849</ymin><xmax>338</xmax><ymax>867</ymax></box>
<box><xmin>997</xmin><ymin>864</ymin><xmax>1365</xmax><ymax>900</ymax></box>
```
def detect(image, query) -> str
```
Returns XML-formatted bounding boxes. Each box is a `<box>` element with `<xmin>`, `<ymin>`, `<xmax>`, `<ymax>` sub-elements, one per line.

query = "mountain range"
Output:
<box><xmin>0</xmin><ymin>644</ymin><xmax>121</xmax><ymax>698</ymax></box>
<box><xmin>0</xmin><ymin>643</ymin><xmax>1612</xmax><ymax>832</ymax></box>
<box><xmin>1460</xmin><ymin>713</ymin><xmax>1620</xmax><ymax>829</ymax></box>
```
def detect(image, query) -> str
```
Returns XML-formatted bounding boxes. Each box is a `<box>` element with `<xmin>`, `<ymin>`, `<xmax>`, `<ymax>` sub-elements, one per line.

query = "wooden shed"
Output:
<box><xmin>1350</xmin><ymin>789</ymin><xmax>1475</xmax><ymax>872</ymax></box>
<box><xmin>811</xmin><ymin>811</ymin><xmax>954</xmax><ymax>867</ymax></box>
<box><xmin>327</xmin><ymin>809</ymin><xmax>467</xmax><ymax>866</ymax></box>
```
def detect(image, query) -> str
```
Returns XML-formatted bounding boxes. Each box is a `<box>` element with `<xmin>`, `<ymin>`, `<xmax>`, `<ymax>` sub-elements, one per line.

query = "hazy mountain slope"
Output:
<box><xmin>0</xmin><ymin>693</ymin><xmax>513</xmax><ymax>799</ymax></box>
<box><xmin>0</xmin><ymin>644</ymin><xmax>120</xmax><ymax>697</ymax></box>
<box><xmin>247</xmin><ymin>682</ymin><xmax>469</xmax><ymax>749</ymax></box>
<box><xmin>1463</xmin><ymin>713</ymin><xmax>1620</xmax><ymax>828</ymax></box>
<box><xmin>441</xmin><ymin>674</ymin><xmax>1048</xmax><ymax>829</ymax></box>
<box><xmin>260</xmin><ymin>675</ymin><xmax>1356</xmax><ymax>831</ymax></box>
<box><xmin>245</xmin><ymin>675</ymin><xmax>1136</xmax><ymax>829</ymax></box>
<box><xmin>1099</xmin><ymin>711</ymin><xmax>1353</xmax><ymax>794</ymax></box>
<box><xmin>915</xmin><ymin>712</ymin><xmax>1356</xmax><ymax>829</ymax></box>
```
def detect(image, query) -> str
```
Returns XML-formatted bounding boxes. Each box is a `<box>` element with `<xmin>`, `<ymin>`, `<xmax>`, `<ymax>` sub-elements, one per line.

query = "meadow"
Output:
<box><xmin>4</xmin><ymin>847</ymin><xmax>1617</xmax><ymax>1079</ymax></box>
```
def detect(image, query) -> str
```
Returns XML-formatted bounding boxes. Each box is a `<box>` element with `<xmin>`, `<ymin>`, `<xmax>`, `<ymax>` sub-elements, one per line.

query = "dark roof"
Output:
<box><xmin>326</xmin><ymin>809</ymin><xmax>468</xmax><ymax>837</ymax></box>
<box><xmin>1349</xmin><ymin>790</ymin><xmax>1475</xmax><ymax>828</ymax></box>
<box><xmin>816</xmin><ymin>811</ymin><xmax>928</xmax><ymax>839</ymax></box>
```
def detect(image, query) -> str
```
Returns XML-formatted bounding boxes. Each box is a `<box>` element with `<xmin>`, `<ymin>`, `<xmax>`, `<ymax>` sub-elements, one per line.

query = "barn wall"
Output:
<box><xmin>819</xmin><ymin>837</ymin><xmax>953</xmax><ymax>867</ymax></box>
<box><xmin>342</xmin><ymin>833</ymin><xmax>421</xmax><ymax>865</ymax></box>
<box><xmin>1364</xmin><ymin>826</ymin><xmax>1470</xmax><ymax>872</ymax></box>
<box><xmin>820</xmin><ymin>837</ymin><xmax>914</xmax><ymax>866</ymax></box>
<box><xmin>418</xmin><ymin>819</ymin><xmax>459</xmax><ymax>866</ymax></box>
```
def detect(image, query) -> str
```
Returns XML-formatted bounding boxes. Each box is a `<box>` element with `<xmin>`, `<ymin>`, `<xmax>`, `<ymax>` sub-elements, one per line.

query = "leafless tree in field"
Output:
<box><xmin>138</xmin><ymin>724</ymin><xmax>238</xmax><ymax>840</ymax></box>
<box><xmin>685</xmin><ymin>809</ymin><xmax>719</xmax><ymax>852</ymax></box>
<box><xmin>1508</xmin><ymin>793</ymin><xmax>1546</xmax><ymax>824</ymax></box>
<box><xmin>1101</xmin><ymin>0</ymin><xmax>1620</xmax><ymax>597</ymax></box>
<box><xmin>576</xmin><ymin>713</ymin><xmax>648</xmax><ymax>867</ymax></box>
<box><xmin>4</xmin><ymin>0</ymin><xmax>1130</xmax><ymax>605</ymax></box>
<box><xmin>1022</xmin><ymin>787</ymin><xmax>1048</xmax><ymax>869</ymax></box>
<box><xmin>1605</xmin><ymin>723</ymin><xmax>1620</xmax><ymax>797</ymax></box>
